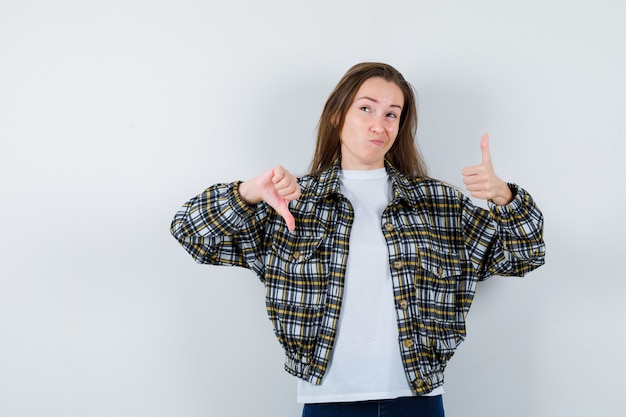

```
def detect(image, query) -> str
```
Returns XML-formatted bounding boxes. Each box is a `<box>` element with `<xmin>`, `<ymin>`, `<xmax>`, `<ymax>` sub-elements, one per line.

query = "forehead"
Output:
<box><xmin>354</xmin><ymin>77</ymin><xmax>404</xmax><ymax>107</ymax></box>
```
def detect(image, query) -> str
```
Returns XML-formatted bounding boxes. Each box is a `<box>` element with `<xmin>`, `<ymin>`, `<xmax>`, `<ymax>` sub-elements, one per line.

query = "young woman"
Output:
<box><xmin>170</xmin><ymin>62</ymin><xmax>545</xmax><ymax>417</ymax></box>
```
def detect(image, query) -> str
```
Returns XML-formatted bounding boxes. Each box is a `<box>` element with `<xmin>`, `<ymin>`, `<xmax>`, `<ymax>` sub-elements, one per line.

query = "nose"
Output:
<box><xmin>370</xmin><ymin>116</ymin><xmax>384</xmax><ymax>135</ymax></box>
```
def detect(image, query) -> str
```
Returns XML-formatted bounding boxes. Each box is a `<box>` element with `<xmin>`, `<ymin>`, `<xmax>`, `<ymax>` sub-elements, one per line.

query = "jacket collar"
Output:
<box><xmin>314</xmin><ymin>157</ymin><xmax>424</xmax><ymax>208</ymax></box>
<box><xmin>316</xmin><ymin>158</ymin><xmax>343</xmax><ymax>199</ymax></box>
<box><xmin>384</xmin><ymin>159</ymin><xmax>415</xmax><ymax>205</ymax></box>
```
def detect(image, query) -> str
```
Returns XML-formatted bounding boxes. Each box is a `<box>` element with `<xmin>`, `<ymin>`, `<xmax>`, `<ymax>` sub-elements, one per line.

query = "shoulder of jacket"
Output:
<box><xmin>297</xmin><ymin>173</ymin><xmax>319</xmax><ymax>187</ymax></box>
<box><xmin>296</xmin><ymin>174</ymin><xmax>326</xmax><ymax>199</ymax></box>
<box><xmin>400</xmin><ymin>175</ymin><xmax>459</xmax><ymax>191</ymax></box>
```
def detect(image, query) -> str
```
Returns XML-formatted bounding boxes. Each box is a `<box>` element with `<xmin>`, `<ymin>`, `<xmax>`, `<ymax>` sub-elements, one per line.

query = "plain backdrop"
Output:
<box><xmin>1</xmin><ymin>1</ymin><xmax>624</xmax><ymax>416</ymax></box>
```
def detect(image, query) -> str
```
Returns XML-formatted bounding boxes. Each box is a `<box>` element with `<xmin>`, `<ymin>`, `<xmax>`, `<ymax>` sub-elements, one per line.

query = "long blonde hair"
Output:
<box><xmin>309</xmin><ymin>62</ymin><xmax>428</xmax><ymax>177</ymax></box>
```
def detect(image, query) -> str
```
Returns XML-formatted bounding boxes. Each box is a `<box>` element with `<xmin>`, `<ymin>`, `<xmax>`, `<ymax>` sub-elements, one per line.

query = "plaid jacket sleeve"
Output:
<box><xmin>461</xmin><ymin>183</ymin><xmax>545</xmax><ymax>280</ymax></box>
<box><xmin>169</xmin><ymin>181</ymin><xmax>272</xmax><ymax>278</ymax></box>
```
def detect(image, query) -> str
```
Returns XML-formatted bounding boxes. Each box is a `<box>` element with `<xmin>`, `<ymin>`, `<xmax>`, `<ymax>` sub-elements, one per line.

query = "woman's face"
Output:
<box><xmin>339</xmin><ymin>77</ymin><xmax>404</xmax><ymax>170</ymax></box>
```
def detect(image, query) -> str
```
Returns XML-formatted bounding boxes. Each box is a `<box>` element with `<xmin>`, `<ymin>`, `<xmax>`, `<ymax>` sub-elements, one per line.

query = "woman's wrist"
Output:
<box><xmin>491</xmin><ymin>182</ymin><xmax>514</xmax><ymax>206</ymax></box>
<box><xmin>237</xmin><ymin>180</ymin><xmax>262</xmax><ymax>205</ymax></box>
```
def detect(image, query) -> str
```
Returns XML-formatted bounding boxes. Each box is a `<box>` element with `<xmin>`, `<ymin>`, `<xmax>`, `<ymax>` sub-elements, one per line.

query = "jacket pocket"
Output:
<box><xmin>413</xmin><ymin>245</ymin><xmax>461</xmax><ymax>322</ymax></box>
<box><xmin>265</xmin><ymin>231</ymin><xmax>328</xmax><ymax>307</ymax></box>
<box><xmin>266</xmin><ymin>302</ymin><xmax>323</xmax><ymax>361</ymax></box>
<box><xmin>412</xmin><ymin>317</ymin><xmax>462</xmax><ymax>369</ymax></box>
<box><xmin>270</xmin><ymin>231</ymin><xmax>325</xmax><ymax>264</ymax></box>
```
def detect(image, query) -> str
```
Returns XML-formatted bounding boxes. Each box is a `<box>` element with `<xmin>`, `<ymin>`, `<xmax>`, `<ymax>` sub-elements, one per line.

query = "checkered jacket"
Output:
<box><xmin>170</xmin><ymin>159</ymin><xmax>545</xmax><ymax>395</ymax></box>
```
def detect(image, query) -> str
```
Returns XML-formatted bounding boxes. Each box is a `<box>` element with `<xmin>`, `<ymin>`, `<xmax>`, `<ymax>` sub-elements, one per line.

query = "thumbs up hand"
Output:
<box><xmin>238</xmin><ymin>165</ymin><xmax>301</xmax><ymax>232</ymax></box>
<box><xmin>461</xmin><ymin>133</ymin><xmax>513</xmax><ymax>206</ymax></box>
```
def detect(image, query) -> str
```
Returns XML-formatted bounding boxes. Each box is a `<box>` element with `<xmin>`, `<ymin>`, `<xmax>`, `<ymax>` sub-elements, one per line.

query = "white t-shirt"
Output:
<box><xmin>297</xmin><ymin>168</ymin><xmax>443</xmax><ymax>403</ymax></box>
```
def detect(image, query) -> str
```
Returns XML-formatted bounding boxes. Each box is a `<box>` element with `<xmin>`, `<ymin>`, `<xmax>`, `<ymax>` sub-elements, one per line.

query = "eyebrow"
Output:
<box><xmin>357</xmin><ymin>96</ymin><xmax>403</xmax><ymax>110</ymax></box>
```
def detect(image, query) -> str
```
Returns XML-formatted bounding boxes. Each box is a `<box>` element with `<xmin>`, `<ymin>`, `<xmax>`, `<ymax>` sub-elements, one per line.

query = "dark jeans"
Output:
<box><xmin>302</xmin><ymin>395</ymin><xmax>444</xmax><ymax>417</ymax></box>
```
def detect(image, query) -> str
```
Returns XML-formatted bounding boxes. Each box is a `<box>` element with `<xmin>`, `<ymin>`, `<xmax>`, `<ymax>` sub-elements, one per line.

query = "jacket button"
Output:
<box><xmin>293</xmin><ymin>251</ymin><xmax>301</xmax><ymax>261</ymax></box>
<box><xmin>434</xmin><ymin>265</ymin><xmax>443</xmax><ymax>277</ymax></box>
<box><xmin>413</xmin><ymin>379</ymin><xmax>425</xmax><ymax>388</ymax></box>
<box><xmin>384</xmin><ymin>222</ymin><xmax>394</xmax><ymax>232</ymax></box>
<box><xmin>398</xmin><ymin>299</ymin><xmax>409</xmax><ymax>310</ymax></box>
<box><xmin>393</xmin><ymin>260</ymin><xmax>404</xmax><ymax>270</ymax></box>
<box><xmin>403</xmin><ymin>339</ymin><xmax>414</xmax><ymax>348</ymax></box>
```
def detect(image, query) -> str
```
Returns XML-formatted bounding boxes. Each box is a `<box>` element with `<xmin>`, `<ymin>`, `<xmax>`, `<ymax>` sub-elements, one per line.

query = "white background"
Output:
<box><xmin>1</xmin><ymin>1</ymin><xmax>624</xmax><ymax>416</ymax></box>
